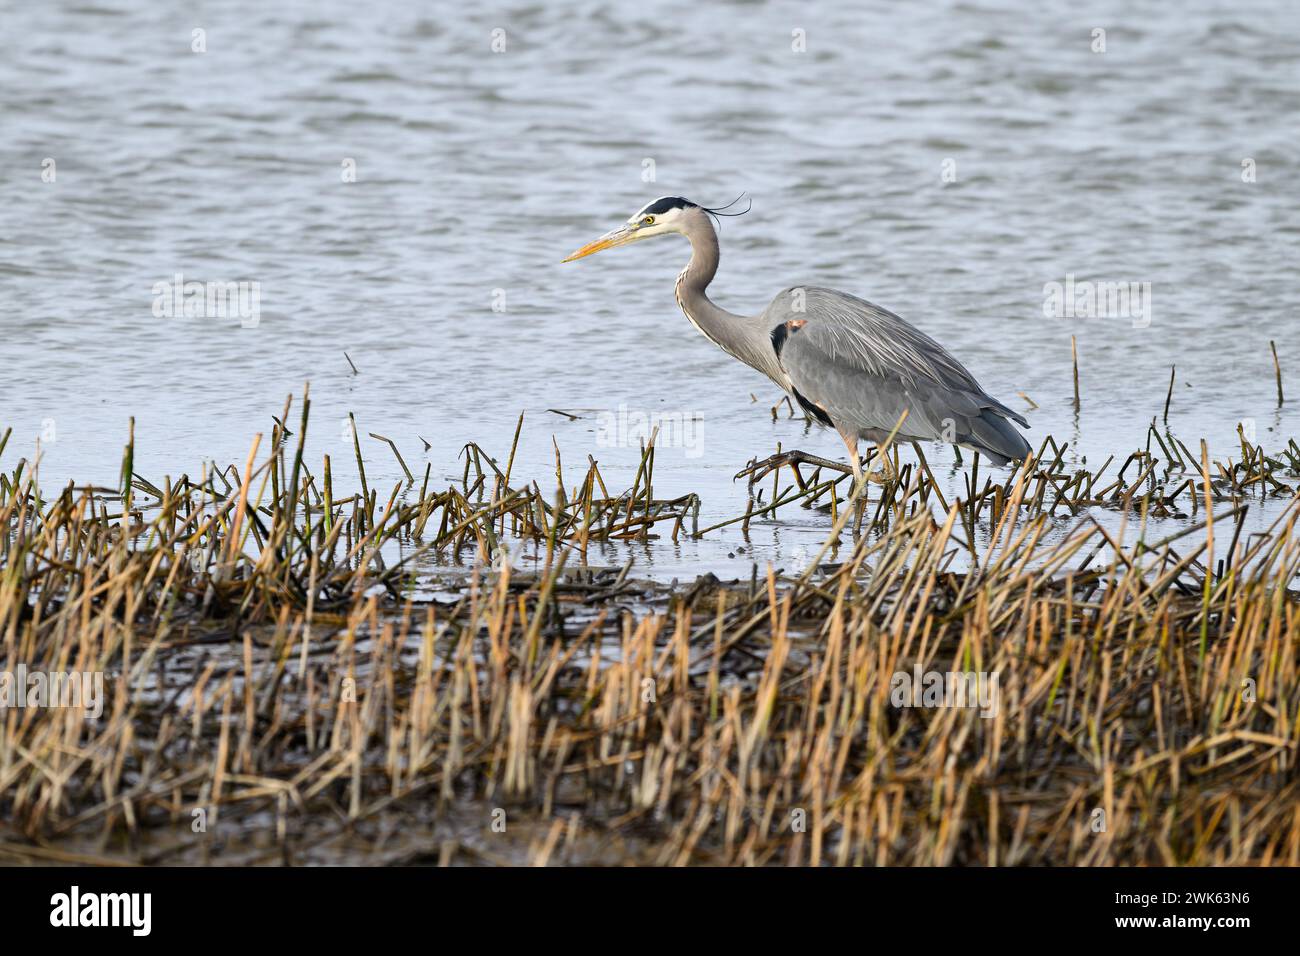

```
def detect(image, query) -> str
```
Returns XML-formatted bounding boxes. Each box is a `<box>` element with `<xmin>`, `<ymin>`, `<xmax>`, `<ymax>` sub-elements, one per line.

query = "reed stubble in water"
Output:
<box><xmin>1</xmin><ymin>394</ymin><xmax>1299</xmax><ymax>865</ymax></box>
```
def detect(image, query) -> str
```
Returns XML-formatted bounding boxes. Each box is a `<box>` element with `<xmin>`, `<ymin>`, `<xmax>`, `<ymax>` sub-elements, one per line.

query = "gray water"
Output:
<box><xmin>3</xmin><ymin>0</ymin><xmax>1298</xmax><ymax>577</ymax></box>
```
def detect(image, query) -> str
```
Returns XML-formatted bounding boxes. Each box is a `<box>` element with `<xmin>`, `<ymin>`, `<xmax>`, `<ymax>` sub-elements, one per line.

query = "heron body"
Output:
<box><xmin>563</xmin><ymin>196</ymin><xmax>1031</xmax><ymax>478</ymax></box>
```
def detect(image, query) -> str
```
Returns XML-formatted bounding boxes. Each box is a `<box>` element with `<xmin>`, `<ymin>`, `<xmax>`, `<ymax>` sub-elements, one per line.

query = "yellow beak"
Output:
<box><xmin>562</xmin><ymin>225</ymin><xmax>637</xmax><ymax>263</ymax></box>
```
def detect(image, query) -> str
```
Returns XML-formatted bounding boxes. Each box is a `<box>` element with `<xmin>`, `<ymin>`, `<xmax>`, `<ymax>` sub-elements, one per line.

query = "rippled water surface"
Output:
<box><xmin>3</xmin><ymin>1</ymin><xmax>1298</xmax><ymax>575</ymax></box>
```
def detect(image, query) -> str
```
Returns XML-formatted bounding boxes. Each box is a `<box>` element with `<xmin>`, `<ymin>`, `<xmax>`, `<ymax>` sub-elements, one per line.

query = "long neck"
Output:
<box><xmin>674</xmin><ymin>213</ymin><xmax>784</xmax><ymax>383</ymax></box>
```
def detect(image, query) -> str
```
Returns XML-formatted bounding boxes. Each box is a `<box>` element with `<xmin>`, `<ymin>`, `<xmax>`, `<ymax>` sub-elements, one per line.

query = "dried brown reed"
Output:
<box><xmin>1</xmin><ymin>393</ymin><xmax>1298</xmax><ymax>865</ymax></box>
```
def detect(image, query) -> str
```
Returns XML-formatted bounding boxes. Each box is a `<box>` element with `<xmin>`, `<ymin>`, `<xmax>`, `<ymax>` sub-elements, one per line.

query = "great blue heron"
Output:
<box><xmin>563</xmin><ymin>196</ymin><xmax>1031</xmax><ymax>482</ymax></box>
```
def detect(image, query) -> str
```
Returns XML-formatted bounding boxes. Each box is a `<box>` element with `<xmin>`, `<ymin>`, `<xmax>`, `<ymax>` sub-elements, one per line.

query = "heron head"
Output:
<box><xmin>561</xmin><ymin>197</ymin><xmax>698</xmax><ymax>262</ymax></box>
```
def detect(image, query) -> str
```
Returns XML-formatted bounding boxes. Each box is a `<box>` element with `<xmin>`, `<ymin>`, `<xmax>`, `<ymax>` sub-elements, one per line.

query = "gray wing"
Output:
<box><xmin>767</xmin><ymin>286</ymin><xmax>1030</xmax><ymax>464</ymax></box>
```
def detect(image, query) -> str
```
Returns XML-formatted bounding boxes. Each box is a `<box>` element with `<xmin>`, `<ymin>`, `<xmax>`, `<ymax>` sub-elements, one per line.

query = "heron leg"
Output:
<box><xmin>837</xmin><ymin>426</ymin><xmax>865</xmax><ymax>488</ymax></box>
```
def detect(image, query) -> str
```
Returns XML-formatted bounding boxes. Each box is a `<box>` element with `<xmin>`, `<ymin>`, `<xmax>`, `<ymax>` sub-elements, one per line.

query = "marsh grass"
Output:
<box><xmin>1</xmin><ymin>392</ymin><xmax>1298</xmax><ymax>865</ymax></box>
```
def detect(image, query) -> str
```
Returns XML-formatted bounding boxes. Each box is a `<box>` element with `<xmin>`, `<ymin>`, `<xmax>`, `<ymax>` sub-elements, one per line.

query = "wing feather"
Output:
<box><xmin>767</xmin><ymin>286</ymin><xmax>1030</xmax><ymax>462</ymax></box>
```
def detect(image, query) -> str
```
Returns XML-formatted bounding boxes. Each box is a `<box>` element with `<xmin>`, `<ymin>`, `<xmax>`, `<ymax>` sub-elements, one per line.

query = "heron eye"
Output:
<box><xmin>643</xmin><ymin>216</ymin><xmax>655</xmax><ymax>225</ymax></box>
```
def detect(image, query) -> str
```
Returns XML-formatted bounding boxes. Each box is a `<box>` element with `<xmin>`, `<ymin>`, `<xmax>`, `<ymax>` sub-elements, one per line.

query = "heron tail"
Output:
<box><xmin>962</xmin><ymin>409</ymin><xmax>1031</xmax><ymax>466</ymax></box>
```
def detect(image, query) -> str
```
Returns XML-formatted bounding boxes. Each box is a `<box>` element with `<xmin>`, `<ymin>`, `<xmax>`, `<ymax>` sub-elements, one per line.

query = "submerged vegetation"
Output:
<box><xmin>1</xmin><ymin>390</ymin><xmax>1299</xmax><ymax>865</ymax></box>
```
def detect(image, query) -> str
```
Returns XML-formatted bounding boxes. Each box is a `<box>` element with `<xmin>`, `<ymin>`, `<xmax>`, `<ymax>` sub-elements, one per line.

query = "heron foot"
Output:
<box><xmin>864</xmin><ymin>446</ymin><xmax>897</xmax><ymax>480</ymax></box>
<box><xmin>736</xmin><ymin>450</ymin><xmax>863</xmax><ymax>488</ymax></box>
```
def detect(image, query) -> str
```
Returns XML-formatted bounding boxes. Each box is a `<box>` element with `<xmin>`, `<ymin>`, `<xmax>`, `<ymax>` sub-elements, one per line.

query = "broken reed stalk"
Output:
<box><xmin>1272</xmin><ymin>340</ymin><xmax>1284</xmax><ymax>406</ymax></box>
<box><xmin>369</xmin><ymin>433</ymin><xmax>414</xmax><ymax>484</ymax></box>
<box><xmin>1071</xmin><ymin>335</ymin><xmax>1080</xmax><ymax>412</ymax></box>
